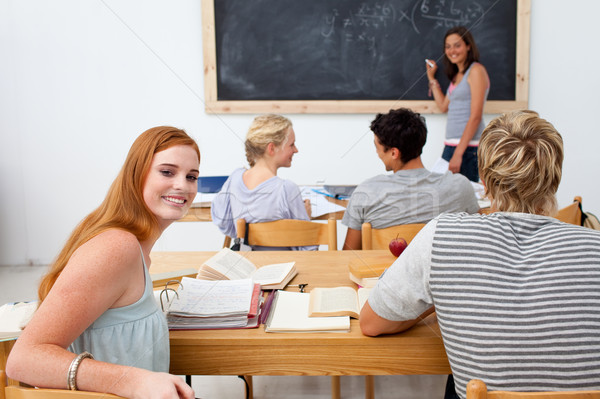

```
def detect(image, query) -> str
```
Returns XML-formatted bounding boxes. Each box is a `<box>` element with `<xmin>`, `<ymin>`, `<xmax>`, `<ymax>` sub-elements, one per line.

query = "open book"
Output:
<box><xmin>308</xmin><ymin>287</ymin><xmax>371</xmax><ymax>319</ymax></box>
<box><xmin>197</xmin><ymin>248</ymin><xmax>297</xmax><ymax>290</ymax></box>
<box><xmin>265</xmin><ymin>290</ymin><xmax>350</xmax><ymax>333</ymax></box>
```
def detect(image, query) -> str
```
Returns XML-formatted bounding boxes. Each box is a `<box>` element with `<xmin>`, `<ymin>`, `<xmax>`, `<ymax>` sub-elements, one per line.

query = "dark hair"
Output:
<box><xmin>370</xmin><ymin>108</ymin><xmax>427</xmax><ymax>163</ymax></box>
<box><xmin>443</xmin><ymin>26</ymin><xmax>480</xmax><ymax>82</ymax></box>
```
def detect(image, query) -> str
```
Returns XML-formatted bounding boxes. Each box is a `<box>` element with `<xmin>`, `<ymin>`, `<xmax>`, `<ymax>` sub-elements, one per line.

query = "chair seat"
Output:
<box><xmin>361</xmin><ymin>222</ymin><xmax>426</xmax><ymax>250</ymax></box>
<box><xmin>466</xmin><ymin>378</ymin><xmax>600</xmax><ymax>398</ymax></box>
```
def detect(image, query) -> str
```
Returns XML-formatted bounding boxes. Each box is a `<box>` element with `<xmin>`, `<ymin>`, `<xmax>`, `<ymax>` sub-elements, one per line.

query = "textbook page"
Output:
<box><xmin>168</xmin><ymin>277</ymin><xmax>253</xmax><ymax>317</ymax></box>
<box><xmin>357</xmin><ymin>287</ymin><xmax>371</xmax><ymax>310</ymax></box>
<box><xmin>309</xmin><ymin>287</ymin><xmax>359</xmax><ymax>318</ymax></box>
<box><xmin>265</xmin><ymin>291</ymin><xmax>350</xmax><ymax>333</ymax></box>
<box><xmin>308</xmin><ymin>287</ymin><xmax>371</xmax><ymax>318</ymax></box>
<box><xmin>251</xmin><ymin>262</ymin><xmax>296</xmax><ymax>287</ymax></box>
<box><xmin>201</xmin><ymin>248</ymin><xmax>257</xmax><ymax>280</ymax></box>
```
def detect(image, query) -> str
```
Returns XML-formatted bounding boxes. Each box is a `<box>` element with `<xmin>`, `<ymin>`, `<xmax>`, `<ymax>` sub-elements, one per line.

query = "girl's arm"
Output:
<box><xmin>6</xmin><ymin>230</ymin><xmax>194</xmax><ymax>399</ymax></box>
<box><xmin>425</xmin><ymin>59</ymin><xmax>450</xmax><ymax>112</ymax></box>
<box><xmin>448</xmin><ymin>63</ymin><xmax>488</xmax><ymax>174</ymax></box>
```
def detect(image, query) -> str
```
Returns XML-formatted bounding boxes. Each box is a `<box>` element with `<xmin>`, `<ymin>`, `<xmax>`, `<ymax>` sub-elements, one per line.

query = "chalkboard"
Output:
<box><xmin>201</xmin><ymin>0</ymin><xmax>530</xmax><ymax>114</ymax></box>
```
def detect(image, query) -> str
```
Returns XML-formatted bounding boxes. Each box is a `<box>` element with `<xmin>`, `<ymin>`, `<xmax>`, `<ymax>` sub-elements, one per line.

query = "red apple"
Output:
<box><xmin>389</xmin><ymin>235</ymin><xmax>408</xmax><ymax>257</ymax></box>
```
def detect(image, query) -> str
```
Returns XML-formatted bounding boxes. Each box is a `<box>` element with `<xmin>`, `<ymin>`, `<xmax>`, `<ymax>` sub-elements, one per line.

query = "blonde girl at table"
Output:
<box><xmin>211</xmin><ymin>114</ymin><xmax>314</xmax><ymax>250</ymax></box>
<box><xmin>426</xmin><ymin>26</ymin><xmax>489</xmax><ymax>182</ymax></box>
<box><xmin>6</xmin><ymin>127</ymin><xmax>198</xmax><ymax>399</ymax></box>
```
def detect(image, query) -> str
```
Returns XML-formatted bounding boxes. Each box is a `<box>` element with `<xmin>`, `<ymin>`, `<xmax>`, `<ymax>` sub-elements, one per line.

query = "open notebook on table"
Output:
<box><xmin>264</xmin><ymin>290</ymin><xmax>350</xmax><ymax>333</ymax></box>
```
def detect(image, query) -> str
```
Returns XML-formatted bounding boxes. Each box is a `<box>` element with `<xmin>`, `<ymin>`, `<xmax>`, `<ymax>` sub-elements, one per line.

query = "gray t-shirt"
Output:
<box><xmin>341</xmin><ymin>168</ymin><xmax>479</xmax><ymax>231</ymax></box>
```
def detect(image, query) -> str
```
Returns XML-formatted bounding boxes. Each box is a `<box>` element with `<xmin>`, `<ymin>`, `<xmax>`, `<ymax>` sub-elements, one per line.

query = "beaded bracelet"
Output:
<box><xmin>67</xmin><ymin>351</ymin><xmax>94</xmax><ymax>391</ymax></box>
<box><xmin>429</xmin><ymin>80</ymin><xmax>440</xmax><ymax>89</ymax></box>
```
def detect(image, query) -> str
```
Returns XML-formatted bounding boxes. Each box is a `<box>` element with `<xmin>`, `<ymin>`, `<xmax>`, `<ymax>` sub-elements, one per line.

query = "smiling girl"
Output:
<box><xmin>6</xmin><ymin>127</ymin><xmax>199</xmax><ymax>399</ymax></box>
<box><xmin>425</xmin><ymin>26</ymin><xmax>490</xmax><ymax>182</ymax></box>
<box><xmin>211</xmin><ymin>114</ymin><xmax>314</xmax><ymax>250</ymax></box>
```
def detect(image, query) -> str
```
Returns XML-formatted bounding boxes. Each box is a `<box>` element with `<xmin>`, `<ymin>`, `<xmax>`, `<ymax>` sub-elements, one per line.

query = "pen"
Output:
<box><xmin>425</xmin><ymin>59</ymin><xmax>434</xmax><ymax>68</ymax></box>
<box><xmin>311</xmin><ymin>188</ymin><xmax>336</xmax><ymax>199</ymax></box>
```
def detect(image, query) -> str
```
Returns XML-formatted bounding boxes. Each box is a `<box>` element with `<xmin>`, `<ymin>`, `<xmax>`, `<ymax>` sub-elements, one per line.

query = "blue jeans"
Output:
<box><xmin>442</xmin><ymin>145</ymin><xmax>479</xmax><ymax>182</ymax></box>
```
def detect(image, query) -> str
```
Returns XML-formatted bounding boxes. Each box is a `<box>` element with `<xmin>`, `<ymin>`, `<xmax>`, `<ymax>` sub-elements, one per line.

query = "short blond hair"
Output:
<box><xmin>478</xmin><ymin>110</ymin><xmax>563</xmax><ymax>216</ymax></box>
<box><xmin>245</xmin><ymin>114</ymin><xmax>292</xmax><ymax>167</ymax></box>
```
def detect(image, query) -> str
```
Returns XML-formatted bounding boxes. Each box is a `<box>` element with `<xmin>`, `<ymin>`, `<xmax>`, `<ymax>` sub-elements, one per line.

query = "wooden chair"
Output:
<box><xmin>361</xmin><ymin>222</ymin><xmax>426</xmax><ymax>250</ymax></box>
<box><xmin>236</xmin><ymin>218</ymin><xmax>337</xmax><ymax>250</ymax></box>
<box><xmin>358</xmin><ymin>221</ymin><xmax>425</xmax><ymax>399</ymax></box>
<box><xmin>1</xmin><ymin>370</ymin><xmax>125</xmax><ymax>399</ymax></box>
<box><xmin>466</xmin><ymin>378</ymin><xmax>600</xmax><ymax>398</ymax></box>
<box><xmin>555</xmin><ymin>196</ymin><xmax>583</xmax><ymax>226</ymax></box>
<box><xmin>236</xmin><ymin>218</ymin><xmax>338</xmax><ymax>398</ymax></box>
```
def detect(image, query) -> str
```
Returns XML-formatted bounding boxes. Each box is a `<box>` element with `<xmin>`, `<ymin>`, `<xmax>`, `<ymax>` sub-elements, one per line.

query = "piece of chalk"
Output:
<box><xmin>425</xmin><ymin>59</ymin><xmax>434</xmax><ymax>67</ymax></box>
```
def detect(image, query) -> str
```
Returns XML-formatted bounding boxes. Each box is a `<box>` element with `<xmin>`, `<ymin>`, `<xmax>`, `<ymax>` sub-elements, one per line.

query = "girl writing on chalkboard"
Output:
<box><xmin>211</xmin><ymin>114</ymin><xmax>314</xmax><ymax>250</ymax></box>
<box><xmin>425</xmin><ymin>26</ymin><xmax>489</xmax><ymax>182</ymax></box>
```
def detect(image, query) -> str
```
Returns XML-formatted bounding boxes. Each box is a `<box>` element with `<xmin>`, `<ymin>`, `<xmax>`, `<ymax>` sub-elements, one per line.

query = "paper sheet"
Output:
<box><xmin>430</xmin><ymin>158</ymin><xmax>449</xmax><ymax>174</ymax></box>
<box><xmin>300</xmin><ymin>186</ymin><xmax>347</xmax><ymax>218</ymax></box>
<box><xmin>168</xmin><ymin>277</ymin><xmax>253</xmax><ymax>316</ymax></box>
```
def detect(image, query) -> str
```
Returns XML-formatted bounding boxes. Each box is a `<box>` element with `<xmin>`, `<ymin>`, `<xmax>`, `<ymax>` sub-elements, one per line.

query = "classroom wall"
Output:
<box><xmin>1</xmin><ymin>0</ymin><xmax>599</xmax><ymax>266</ymax></box>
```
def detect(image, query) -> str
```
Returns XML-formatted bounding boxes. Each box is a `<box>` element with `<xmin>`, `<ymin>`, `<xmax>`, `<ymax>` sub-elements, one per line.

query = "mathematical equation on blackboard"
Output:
<box><xmin>321</xmin><ymin>0</ymin><xmax>485</xmax><ymax>55</ymax></box>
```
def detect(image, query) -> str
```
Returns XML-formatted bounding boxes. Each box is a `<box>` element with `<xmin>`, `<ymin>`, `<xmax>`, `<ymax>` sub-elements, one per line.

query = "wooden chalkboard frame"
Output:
<box><xmin>201</xmin><ymin>0</ymin><xmax>530</xmax><ymax>114</ymax></box>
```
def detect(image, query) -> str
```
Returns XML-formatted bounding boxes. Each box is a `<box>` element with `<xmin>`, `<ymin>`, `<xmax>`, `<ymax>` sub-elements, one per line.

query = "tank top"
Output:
<box><xmin>68</xmin><ymin>245</ymin><xmax>169</xmax><ymax>372</ymax></box>
<box><xmin>445</xmin><ymin>63</ymin><xmax>489</xmax><ymax>145</ymax></box>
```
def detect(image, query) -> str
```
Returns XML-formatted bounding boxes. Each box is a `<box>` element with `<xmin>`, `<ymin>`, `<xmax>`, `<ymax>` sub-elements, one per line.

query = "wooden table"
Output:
<box><xmin>0</xmin><ymin>340</ymin><xmax>17</xmax><ymax>385</ymax></box>
<box><xmin>151</xmin><ymin>250</ymin><xmax>450</xmax><ymax>379</ymax></box>
<box><xmin>178</xmin><ymin>197</ymin><xmax>348</xmax><ymax>222</ymax></box>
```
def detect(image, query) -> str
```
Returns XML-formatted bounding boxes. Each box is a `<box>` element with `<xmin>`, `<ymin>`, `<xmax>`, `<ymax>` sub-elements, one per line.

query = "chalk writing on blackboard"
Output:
<box><xmin>419</xmin><ymin>0</ymin><xmax>485</xmax><ymax>31</ymax></box>
<box><xmin>322</xmin><ymin>0</ymin><xmax>486</xmax><ymax>53</ymax></box>
<box><xmin>212</xmin><ymin>0</ymin><xmax>518</xmax><ymax>102</ymax></box>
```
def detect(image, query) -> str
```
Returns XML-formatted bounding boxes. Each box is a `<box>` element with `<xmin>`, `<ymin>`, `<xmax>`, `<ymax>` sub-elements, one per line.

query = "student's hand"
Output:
<box><xmin>448</xmin><ymin>153</ymin><xmax>462</xmax><ymax>174</ymax></box>
<box><xmin>132</xmin><ymin>372</ymin><xmax>195</xmax><ymax>399</ymax></box>
<box><xmin>304</xmin><ymin>199</ymin><xmax>312</xmax><ymax>218</ymax></box>
<box><xmin>425</xmin><ymin>59</ymin><xmax>438</xmax><ymax>80</ymax></box>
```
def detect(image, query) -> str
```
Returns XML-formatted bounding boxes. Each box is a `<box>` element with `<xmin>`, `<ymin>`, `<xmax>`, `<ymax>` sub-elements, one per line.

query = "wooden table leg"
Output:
<box><xmin>365</xmin><ymin>375</ymin><xmax>375</xmax><ymax>399</ymax></box>
<box><xmin>331</xmin><ymin>376</ymin><xmax>340</xmax><ymax>399</ymax></box>
<box><xmin>244</xmin><ymin>375</ymin><xmax>253</xmax><ymax>399</ymax></box>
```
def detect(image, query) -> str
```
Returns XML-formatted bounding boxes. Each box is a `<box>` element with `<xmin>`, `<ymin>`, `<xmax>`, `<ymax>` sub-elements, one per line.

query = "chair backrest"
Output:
<box><xmin>555</xmin><ymin>196</ymin><xmax>582</xmax><ymax>225</ymax></box>
<box><xmin>361</xmin><ymin>222</ymin><xmax>426</xmax><ymax>250</ymax></box>
<box><xmin>1</xmin><ymin>370</ymin><xmax>125</xmax><ymax>399</ymax></box>
<box><xmin>236</xmin><ymin>218</ymin><xmax>337</xmax><ymax>250</ymax></box>
<box><xmin>466</xmin><ymin>379</ymin><xmax>600</xmax><ymax>399</ymax></box>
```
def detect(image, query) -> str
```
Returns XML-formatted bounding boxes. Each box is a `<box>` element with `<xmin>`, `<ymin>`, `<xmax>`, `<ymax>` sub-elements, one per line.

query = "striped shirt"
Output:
<box><xmin>368</xmin><ymin>212</ymin><xmax>600</xmax><ymax>399</ymax></box>
<box><xmin>431</xmin><ymin>213</ymin><xmax>600</xmax><ymax>398</ymax></box>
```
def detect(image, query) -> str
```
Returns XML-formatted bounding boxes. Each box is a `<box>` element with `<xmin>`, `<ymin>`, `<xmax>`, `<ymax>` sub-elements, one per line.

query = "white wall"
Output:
<box><xmin>1</xmin><ymin>0</ymin><xmax>599</xmax><ymax>266</ymax></box>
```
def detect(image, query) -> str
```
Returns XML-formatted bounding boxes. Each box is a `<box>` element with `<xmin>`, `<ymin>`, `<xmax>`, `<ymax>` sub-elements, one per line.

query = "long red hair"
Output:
<box><xmin>38</xmin><ymin>126</ymin><xmax>200</xmax><ymax>302</ymax></box>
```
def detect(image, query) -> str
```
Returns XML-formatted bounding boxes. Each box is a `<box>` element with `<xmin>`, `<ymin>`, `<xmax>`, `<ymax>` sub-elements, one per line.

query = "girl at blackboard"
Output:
<box><xmin>211</xmin><ymin>114</ymin><xmax>314</xmax><ymax>250</ymax></box>
<box><xmin>6</xmin><ymin>127</ymin><xmax>197</xmax><ymax>398</ymax></box>
<box><xmin>425</xmin><ymin>26</ymin><xmax>489</xmax><ymax>182</ymax></box>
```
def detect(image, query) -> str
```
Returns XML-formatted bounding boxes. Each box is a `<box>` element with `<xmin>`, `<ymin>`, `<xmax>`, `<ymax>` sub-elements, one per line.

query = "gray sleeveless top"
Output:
<box><xmin>445</xmin><ymin>63</ymin><xmax>489</xmax><ymax>144</ymax></box>
<box><xmin>69</xmin><ymin>246</ymin><xmax>169</xmax><ymax>372</ymax></box>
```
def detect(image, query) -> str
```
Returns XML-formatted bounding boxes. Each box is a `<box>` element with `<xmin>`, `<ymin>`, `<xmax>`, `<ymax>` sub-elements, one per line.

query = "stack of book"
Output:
<box><xmin>166</xmin><ymin>277</ymin><xmax>261</xmax><ymax>330</ymax></box>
